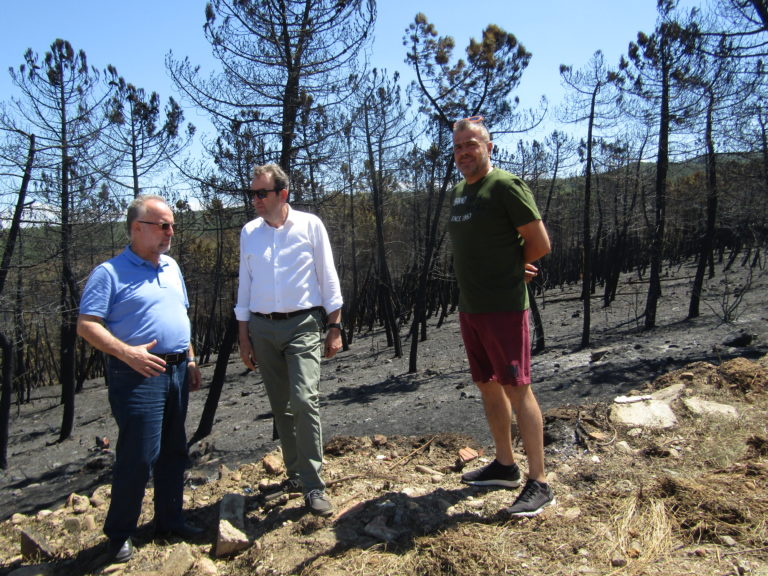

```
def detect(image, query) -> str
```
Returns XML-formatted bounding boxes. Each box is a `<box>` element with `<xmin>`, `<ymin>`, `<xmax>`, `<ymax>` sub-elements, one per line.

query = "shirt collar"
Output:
<box><xmin>125</xmin><ymin>245</ymin><xmax>169</xmax><ymax>269</ymax></box>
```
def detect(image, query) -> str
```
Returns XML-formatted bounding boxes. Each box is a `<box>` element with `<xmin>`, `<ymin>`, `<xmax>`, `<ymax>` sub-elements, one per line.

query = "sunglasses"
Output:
<box><xmin>453</xmin><ymin>115</ymin><xmax>485</xmax><ymax>129</ymax></box>
<box><xmin>251</xmin><ymin>189</ymin><xmax>279</xmax><ymax>199</ymax></box>
<box><xmin>138</xmin><ymin>220</ymin><xmax>175</xmax><ymax>231</ymax></box>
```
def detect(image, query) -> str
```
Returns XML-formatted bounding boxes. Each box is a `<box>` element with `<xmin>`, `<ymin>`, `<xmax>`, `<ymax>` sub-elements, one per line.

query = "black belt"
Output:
<box><xmin>253</xmin><ymin>306</ymin><xmax>322</xmax><ymax>320</ymax></box>
<box><xmin>155</xmin><ymin>352</ymin><xmax>188</xmax><ymax>365</ymax></box>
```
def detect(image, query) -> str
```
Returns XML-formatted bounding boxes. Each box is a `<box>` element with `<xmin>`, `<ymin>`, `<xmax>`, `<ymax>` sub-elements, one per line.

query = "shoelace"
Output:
<box><xmin>517</xmin><ymin>482</ymin><xmax>540</xmax><ymax>503</ymax></box>
<box><xmin>305</xmin><ymin>488</ymin><xmax>324</xmax><ymax>501</ymax></box>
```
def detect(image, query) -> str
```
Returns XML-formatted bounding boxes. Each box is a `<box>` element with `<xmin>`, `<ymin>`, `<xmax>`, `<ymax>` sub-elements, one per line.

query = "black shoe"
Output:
<box><xmin>108</xmin><ymin>537</ymin><xmax>133</xmax><ymax>563</ymax></box>
<box><xmin>155</xmin><ymin>522</ymin><xmax>205</xmax><ymax>540</ymax></box>
<box><xmin>504</xmin><ymin>479</ymin><xmax>556</xmax><ymax>517</ymax></box>
<box><xmin>279</xmin><ymin>476</ymin><xmax>302</xmax><ymax>493</ymax></box>
<box><xmin>461</xmin><ymin>460</ymin><xmax>522</xmax><ymax>488</ymax></box>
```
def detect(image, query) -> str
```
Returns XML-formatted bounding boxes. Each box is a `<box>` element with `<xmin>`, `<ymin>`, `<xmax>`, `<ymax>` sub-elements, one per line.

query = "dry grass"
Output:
<box><xmin>2</xmin><ymin>357</ymin><xmax>768</xmax><ymax>575</ymax></box>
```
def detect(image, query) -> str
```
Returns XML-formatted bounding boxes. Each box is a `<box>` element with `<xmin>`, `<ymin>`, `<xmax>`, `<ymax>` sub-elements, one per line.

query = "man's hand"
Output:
<box><xmin>187</xmin><ymin>363</ymin><xmax>202</xmax><ymax>391</ymax></box>
<box><xmin>239</xmin><ymin>337</ymin><xmax>257</xmax><ymax>371</ymax></box>
<box><xmin>524</xmin><ymin>263</ymin><xmax>539</xmax><ymax>284</ymax></box>
<box><xmin>323</xmin><ymin>328</ymin><xmax>342</xmax><ymax>359</ymax></box>
<box><xmin>123</xmin><ymin>339</ymin><xmax>169</xmax><ymax>377</ymax></box>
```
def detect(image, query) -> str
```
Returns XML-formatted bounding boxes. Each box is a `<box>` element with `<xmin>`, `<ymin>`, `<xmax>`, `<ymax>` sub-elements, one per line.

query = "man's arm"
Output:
<box><xmin>238</xmin><ymin>320</ymin><xmax>257</xmax><ymax>371</ymax></box>
<box><xmin>77</xmin><ymin>314</ymin><xmax>167</xmax><ymax>378</ymax></box>
<box><xmin>323</xmin><ymin>308</ymin><xmax>342</xmax><ymax>359</ymax></box>
<box><xmin>518</xmin><ymin>219</ymin><xmax>551</xmax><ymax>283</ymax></box>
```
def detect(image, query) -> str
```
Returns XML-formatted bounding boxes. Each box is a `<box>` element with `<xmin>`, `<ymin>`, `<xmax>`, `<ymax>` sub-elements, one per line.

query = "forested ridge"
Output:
<box><xmin>0</xmin><ymin>0</ymin><xmax>767</xmax><ymax>463</ymax></box>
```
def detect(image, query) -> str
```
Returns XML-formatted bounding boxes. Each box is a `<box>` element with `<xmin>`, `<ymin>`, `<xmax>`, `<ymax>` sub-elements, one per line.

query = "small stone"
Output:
<box><xmin>611</xmin><ymin>557</ymin><xmax>627</xmax><ymax>567</ymax></box>
<box><xmin>68</xmin><ymin>493</ymin><xmax>90</xmax><ymax>514</ymax></box>
<box><xmin>194</xmin><ymin>557</ymin><xmax>219</xmax><ymax>576</ymax></box>
<box><xmin>218</xmin><ymin>464</ymin><xmax>232</xmax><ymax>479</ymax></box>
<box><xmin>83</xmin><ymin>515</ymin><xmax>97</xmax><ymax>531</ymax></box>
<box><xmin>262</xmin><ymin>452</ymin><xmax>285</xmax><ymax>476</ymax></box>
<box><xmin>719</xmin><ymin>535</ymin><xmax>737</xmax><ymax>547</ymax></box>
<box><xmin>372</xmin><ymin>434</ymin><xmax>388</xmax><ymax>446</ymax></box>
<box><xmin>163</xmin><ymin>542</ymin><xmax>196</xmax><ymax>576</ymax></box>
<box><xmin>63</xmin><ymin>517</ymin><xmax>81</xmax><ymax>533</ymax></box>
<box><xmin>615</xmin><ymin>441</ymin><xmax>635</xmax><ymax>454</ymax></box>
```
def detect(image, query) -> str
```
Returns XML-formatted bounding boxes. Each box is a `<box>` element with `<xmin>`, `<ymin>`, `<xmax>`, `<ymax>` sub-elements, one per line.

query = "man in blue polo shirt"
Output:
<box><xmin>78</xmin><ymin>195</ymin><xmax>202</xmax><ymax>563</ymax></box>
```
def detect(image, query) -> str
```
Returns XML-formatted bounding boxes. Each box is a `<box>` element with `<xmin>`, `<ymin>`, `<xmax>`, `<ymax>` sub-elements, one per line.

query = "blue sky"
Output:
<box><xmin>0</xmin><ymin>1</ymin><xmax>700</xmax><ymax>144</ymax></box>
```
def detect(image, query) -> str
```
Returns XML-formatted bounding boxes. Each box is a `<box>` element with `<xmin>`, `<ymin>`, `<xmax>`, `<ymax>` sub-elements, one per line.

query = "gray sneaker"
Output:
<box><xmin>304</xmin><ymin>489</ymin><xmax>334</xmax><ymax>516</ymax></box>
<box><xmin>461</xmin><ymin>460</ymin><xmax>521</xmax><ymax>488</ymax></box>
<box><xmin>504</xmin><ymin>479</ymin><xmax>556</xmax><ymax>517</ymax></box>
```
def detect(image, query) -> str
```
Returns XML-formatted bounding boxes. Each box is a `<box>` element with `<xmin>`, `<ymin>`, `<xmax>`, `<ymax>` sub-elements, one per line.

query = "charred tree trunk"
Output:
<box><xmin>689</xmin><ymin>89</ymin><xmax>718</xmax><ymax>319</ymax></box>
<box><xmin>189</xmin><ymin>313</ymin><xmax>237</xmax><ymax>445</ymax></box>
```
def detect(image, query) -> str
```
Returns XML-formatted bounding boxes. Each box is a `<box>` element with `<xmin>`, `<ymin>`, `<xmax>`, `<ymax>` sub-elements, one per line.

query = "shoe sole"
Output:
<box><xmin>308</xmin><ymin>507</ymin><xmax>334</xmax><ymax>517</ymax></box>
<box><xmin>504</xmin><ymin>496</ymin><xmax>557</xmax><ymax>517</ymax></box>
<box><xmin>462</xmin><ymin>478</ymin><xmax>522</xmax><ymax>488</ymax></box>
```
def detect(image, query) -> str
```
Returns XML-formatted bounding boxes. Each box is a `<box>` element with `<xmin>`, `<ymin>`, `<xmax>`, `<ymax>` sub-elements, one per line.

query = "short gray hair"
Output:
<box><xmin>126</xmin><ymin>195</ymin><xmax>169</xmax><ymax>233</ymax></box>
<box><xmin>452</xmin><ymin>118</ymin><xmax>492</xmax><ymax>143</ymax></box>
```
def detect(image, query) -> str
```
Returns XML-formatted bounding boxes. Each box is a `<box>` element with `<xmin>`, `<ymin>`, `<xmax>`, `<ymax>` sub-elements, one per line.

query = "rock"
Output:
<box><xmin>83</xmin><ymin>514</ymin><xmax>97</xmax><ymax>531</ymax></box>
<box><xmin>650</xmin><ymin>383</ymin><xmax>685</xmax><ymax>403</ymax></box>
<box><xmin>194</xmin><ymin>557</ymin><xmax>219</xmax><ymax>576</ymax></box>
<box><xmin>19</xmin><ymin>528</ymin><xmax>57</xmax><ymax>562</ymax></box>
<box><xmin>67</xmin><ymin>493</ymin><xmax>90</xmax><ymax>514</ymax></box>
<box><xmin>682</xmin><ymin>397</ymin><xmax>738</xmax><ymax>419</ymax></box>
<box><xmin>162</xmin><ymin>542</ymin><xmax>196</xmax><ymax>576</ymax></box>
<box><xmin>611</xmin><ymin>557</ymin><xmax>627</xmax><ymax>567</ymax></box>
<box><xmin>216</xmin><ymin>520</ymin><xmax>251</xmax><ymax>558</ymax></box>
<box><xmin>63</xmin><ymin>517</ymin><xmax>81</xmax><ymax>533</ymax></box>
<box><xmin>218</xmin><ymin>464</ymin><xmax>232</xmax><ymax>480</ymax></box>
<box><xmin>719</xmin><ymin>535</ymin><xmax>737</xmax><ymax>547</ymax></box>
<box><xmin>215</xmin><ymin>494</ymin><xmax>250</xmax><ymax>557</ymax></box>
<box><xmin>615</xmin><ymin>441</ymin><xmax>635</xmax><ymax>455</ymax></box>
<box><xmin>372</xmin><ymin>434</ymin><xmax>388</xmax><ymax>446</ymax></box>
<box><xmin>261</xmin><ymin>452</ymin><xmax>285</xmax><ymax>476</ymax></box>
<box><xmin>10</xmin><ymin>513</ymin><xmax>26</xmax><ymax>524</ymax></box>
<box><xmin>610</xmin><ymin>400</ymin><xmax>678</xmax><ymax>429</ymax></box>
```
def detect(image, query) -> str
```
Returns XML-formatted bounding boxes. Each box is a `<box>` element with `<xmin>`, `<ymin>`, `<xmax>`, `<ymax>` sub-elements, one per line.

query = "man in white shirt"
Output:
<box><xmin>235</xmin><ymin>163</ymin><xmax>343</xmax><ymax>516</ymax></box>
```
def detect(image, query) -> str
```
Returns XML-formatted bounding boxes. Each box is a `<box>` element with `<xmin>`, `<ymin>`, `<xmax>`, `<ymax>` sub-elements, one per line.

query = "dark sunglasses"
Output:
<box><xmin>251</xmin><ymin>188</ymin><xmax>279</xmax><ymax>199</ymax></box>
<box><xmin>138</xmin><ymin>220</ymin><xmax>175</xmax><ymax>231</ymax></box>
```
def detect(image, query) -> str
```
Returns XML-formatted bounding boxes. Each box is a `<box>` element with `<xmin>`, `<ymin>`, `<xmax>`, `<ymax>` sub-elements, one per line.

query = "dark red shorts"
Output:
<box><xmin>459</xmin><ymin>309</ymin><xmax>531</xmax><ymax>386</ymax></box>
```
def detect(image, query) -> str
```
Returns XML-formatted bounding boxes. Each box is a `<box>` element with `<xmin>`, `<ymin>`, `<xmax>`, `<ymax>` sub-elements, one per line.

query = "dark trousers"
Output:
<box><xmin>103</xmin><ymin>358</ymin><xmax>189</xmax><ymax>541</ymax></box>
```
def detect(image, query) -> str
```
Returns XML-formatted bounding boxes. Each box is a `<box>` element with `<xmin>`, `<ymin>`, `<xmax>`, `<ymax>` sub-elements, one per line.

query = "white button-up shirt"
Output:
<box><xmin>234</xmin><ymin>205</ymin><xmax>343</xmax><ymax>321</ymax></box>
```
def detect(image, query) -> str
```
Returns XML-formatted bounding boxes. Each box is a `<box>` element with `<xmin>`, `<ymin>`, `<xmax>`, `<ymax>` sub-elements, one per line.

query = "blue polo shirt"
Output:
<box><xmin>79</xmin><ymin>246</ymin><xmax>191</xmax><ymax>354</ymax></box>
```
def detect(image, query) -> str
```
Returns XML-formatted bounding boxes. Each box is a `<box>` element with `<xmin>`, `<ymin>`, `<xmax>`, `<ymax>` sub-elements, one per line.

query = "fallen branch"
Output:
<box><xmin>388</xmin><ymin>435</ymin><xmax>436</xmax><ymax>470</ymax></box>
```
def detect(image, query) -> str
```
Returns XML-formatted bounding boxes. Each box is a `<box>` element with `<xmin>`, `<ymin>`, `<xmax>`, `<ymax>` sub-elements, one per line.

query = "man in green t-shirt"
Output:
<box><xmin>448</xmin><ymin>116</ymin><xmax>555</xmax><ymax>517</ymax></box>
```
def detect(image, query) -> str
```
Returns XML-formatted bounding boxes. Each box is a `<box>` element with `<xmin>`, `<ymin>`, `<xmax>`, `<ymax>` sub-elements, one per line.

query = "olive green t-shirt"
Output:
<box><xmin>447</xmin><ymin>168</ymin><xmax>542</xmax><ymax>313</ymax></box>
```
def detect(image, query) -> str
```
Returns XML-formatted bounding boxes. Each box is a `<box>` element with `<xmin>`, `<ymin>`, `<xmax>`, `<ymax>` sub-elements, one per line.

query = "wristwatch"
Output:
<box><xmin>326</xmin><ymin>322</ymin><xmax>342</xmax><ymax>331</ymax></box>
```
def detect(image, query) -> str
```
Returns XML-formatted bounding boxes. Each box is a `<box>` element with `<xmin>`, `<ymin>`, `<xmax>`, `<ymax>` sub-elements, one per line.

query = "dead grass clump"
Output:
<box><xmin>607</xmin><ymin>494</ymin><xmax>674</xmax><ymax>569</ymax></box>
<box><xmin>651</xmin><ymin>361</ymin><xmax>717</xmax><ymax>390</ymax></box>
<box><xmin>648</xmin><ymin>466</ymin><xmax>768</xmax><ymax>545</ymax></box>
<box><xmin>714</xmin><ymin>357</ymin><xmax>767</xmax><ymax>394</ymax></box>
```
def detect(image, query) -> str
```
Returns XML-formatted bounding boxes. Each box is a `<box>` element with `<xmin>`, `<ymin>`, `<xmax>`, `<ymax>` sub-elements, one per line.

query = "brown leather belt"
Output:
<box><xmin>155</xmin><ymin>352</ymin><xmax>188</xmax><ymax>365</ymax></box>
<box><xmin>252</xmin><ymin>306</ymin><xmax>322</xmax><ymax>320</ymax></box>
